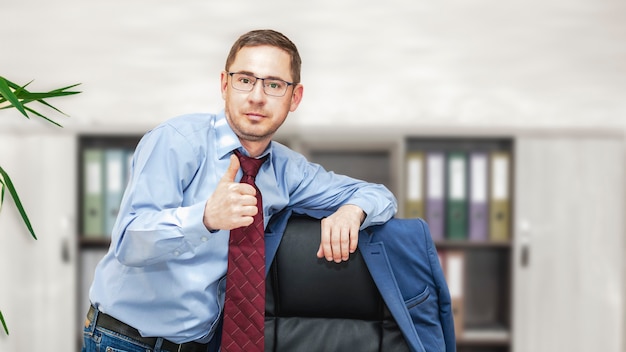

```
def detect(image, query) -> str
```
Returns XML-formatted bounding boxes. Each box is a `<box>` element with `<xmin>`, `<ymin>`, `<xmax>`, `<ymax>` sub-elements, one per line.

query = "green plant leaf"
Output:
<box><xmin>17</xmin><ymin>91</ymin><xmax>81</xmax><ymax>102</ymax></box>
<box><xmin>5</xmin><ymin>78</ymin><xmax>81</xmax><ymax>103</ymax></box>
<box><xmin>0</xmin><ymin>77</ymin><xmax>81</xmax><ymax>126</ymax></box>
<box><xmin>0</xmin><ymin>77</ymin><xmax>28</xmax><ymax>118</ymax></box>
<box><xmin>3</xmin><ymin>78</ymin><xmax>32</xmax><ymax>90</ymax></box>
<box><xmin>24</xmin><ymin>98</ymin><xmax>69</xmax><ymax>120</ymax></box>
<box><xmin>49</xmin><ymin>83</ymin><xmax>82</xmax><ymax>92</ymax></box>
<box><xmin>0</xmin><ymin>310</ymin><xmax>8</xmax><ymax>335</ymax></box>
<box><xmin>0</xmin><ymin>180</ymin><xmax>4</xmax><ymax>212</ymax></box>
<box><xmin>0</xmin><ymin>166</ymin><xmax>37</xmax><ymax>240</ymax></box>
<box><xmin>23</xmin><ymin>105</ymin><xmax>63</xmax><ymax>127</ymax></box>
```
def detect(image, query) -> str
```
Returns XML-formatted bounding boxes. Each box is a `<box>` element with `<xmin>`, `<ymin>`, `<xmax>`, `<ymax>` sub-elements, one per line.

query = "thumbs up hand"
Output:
<box><xmin>203</xmin><ymin>154</ymin><xmax>258</xmax><ymax>231</ymax></box>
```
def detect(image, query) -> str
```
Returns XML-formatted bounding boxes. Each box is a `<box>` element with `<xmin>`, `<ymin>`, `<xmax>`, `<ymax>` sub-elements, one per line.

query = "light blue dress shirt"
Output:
<box><xmin>89</xmin><ymin>111</ymin><xmax>397</xmax><ymax>343</ymax></box>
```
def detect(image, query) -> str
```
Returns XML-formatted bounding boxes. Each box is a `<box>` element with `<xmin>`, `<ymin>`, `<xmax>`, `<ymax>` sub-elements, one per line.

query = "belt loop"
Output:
<box><xmin>86</xmin><ymin>305</ymin><xmax>100</xmax><ymax>334</ymax></box>
<box><xmin>154</xmin><ymin>337</ymin><xmax>164</xmax><ymax>352</ymax></box>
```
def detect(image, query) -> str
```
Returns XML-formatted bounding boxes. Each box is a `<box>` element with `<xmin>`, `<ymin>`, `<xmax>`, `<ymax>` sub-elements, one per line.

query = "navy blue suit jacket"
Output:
<box><xmin>265</xmin><ymin>208</ymin><xmax>456</xmax><ymax>352</ymax></box>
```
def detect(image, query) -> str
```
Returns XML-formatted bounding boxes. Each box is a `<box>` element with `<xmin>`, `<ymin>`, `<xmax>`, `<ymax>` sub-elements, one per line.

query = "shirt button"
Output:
<box><xmin>201</xmin><ymin>236</ymin><xmax>208</xmax><ymax>242</ymax></box>
<box><xmin>174</xmin><ymin>250</ymin><xmax>180</xmax><ymax>256</ymax></box>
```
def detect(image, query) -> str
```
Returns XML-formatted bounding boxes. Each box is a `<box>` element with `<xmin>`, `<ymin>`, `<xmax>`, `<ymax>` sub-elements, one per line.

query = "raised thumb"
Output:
<box><xmin>221</xmin><ymin>154</ymin><xmax>240</xmax><ymax>182</ymax></box>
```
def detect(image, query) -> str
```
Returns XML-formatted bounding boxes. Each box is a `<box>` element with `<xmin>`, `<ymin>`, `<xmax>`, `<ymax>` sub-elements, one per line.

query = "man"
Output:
<box><xmin>82</xmin><ymin>29</ymin><xmax>397</xmax><ymax>352</ymax></box>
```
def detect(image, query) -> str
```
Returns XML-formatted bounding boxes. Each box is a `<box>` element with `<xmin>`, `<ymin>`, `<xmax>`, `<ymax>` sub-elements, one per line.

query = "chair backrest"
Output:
<box><xmin>265</xmin><ymin>215</ymin><xmax>411</xmax><ymax>352</ymax></box>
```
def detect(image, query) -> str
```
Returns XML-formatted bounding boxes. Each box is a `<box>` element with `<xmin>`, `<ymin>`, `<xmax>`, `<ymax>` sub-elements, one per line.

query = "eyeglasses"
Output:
<box><xmin>227</xmin><ymin>72</ymin><xmax>295</xmax><ymax>97</ymax></box>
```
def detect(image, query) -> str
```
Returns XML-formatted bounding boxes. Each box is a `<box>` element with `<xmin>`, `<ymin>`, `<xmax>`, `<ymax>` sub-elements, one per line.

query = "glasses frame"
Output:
<box><xmin>227</xmin><ymin>72</ymin><xmax>295</xmax><ymax>97</ymax></box>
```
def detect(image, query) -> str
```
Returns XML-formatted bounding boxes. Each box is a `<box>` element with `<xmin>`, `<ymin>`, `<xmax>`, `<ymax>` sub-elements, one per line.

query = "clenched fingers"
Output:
<box><xmin>317</xmin><ymin>205</ymin><xmax>363</xmax><ymax>263</ymax></box>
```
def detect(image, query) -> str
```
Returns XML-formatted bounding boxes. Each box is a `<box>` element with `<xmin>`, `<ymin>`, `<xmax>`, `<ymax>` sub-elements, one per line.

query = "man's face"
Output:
<box><xmin>221</xmin><ymin>45</ymin><xmax>303</xmax><ymax>146</ymax></box>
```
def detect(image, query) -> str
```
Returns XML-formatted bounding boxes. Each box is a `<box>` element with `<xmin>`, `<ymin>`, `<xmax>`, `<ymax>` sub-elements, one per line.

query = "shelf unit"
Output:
<box><xmin>75</xmin><ymin>134</ymin><xmax>141</xmax><ymax>349</ymax></box>
<box><xmin>74</xmin><ymin>129</ymin><xmax>625</xmax><ymax>352</ymax></box>
<box><xmin>299</xmin><ymin>136</ymin><xmax>514</xmax><ymax>352</ymax></box>
<box><xmin>404</xmin><ymin>137</ymin><xmax>513</xmax><ymax>352</ymax></box>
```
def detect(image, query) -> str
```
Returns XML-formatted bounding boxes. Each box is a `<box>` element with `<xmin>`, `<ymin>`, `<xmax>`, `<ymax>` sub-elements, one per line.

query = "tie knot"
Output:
<box><xmin>234</xmin><ymin>150</ymin><xmax>268</xmax><ymax>178</ymax></box>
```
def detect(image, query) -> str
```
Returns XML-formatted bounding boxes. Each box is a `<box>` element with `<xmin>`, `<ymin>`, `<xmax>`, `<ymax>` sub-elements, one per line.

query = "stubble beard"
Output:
<box><xmin>226</xmin><ymin>110</ymin><xmax>278</xmax><ymax>143</ymax></box>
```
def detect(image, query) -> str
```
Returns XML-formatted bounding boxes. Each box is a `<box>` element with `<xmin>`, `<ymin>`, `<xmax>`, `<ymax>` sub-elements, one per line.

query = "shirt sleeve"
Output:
<box><xmin>280</xmin><ymin>152</ymin><xmax>398</xmax><ymax>229</ymax></box>
<box><xmin>111</xmin><ymin>125</ymin><xmax>213</xmax><ymax>267</ymax></box>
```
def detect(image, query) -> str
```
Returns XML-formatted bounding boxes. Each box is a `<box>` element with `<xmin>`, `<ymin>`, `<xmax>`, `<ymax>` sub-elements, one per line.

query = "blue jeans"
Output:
<box><xmin>81</xmin><ymin>306</ymin><xmax>219</xmax><ymax>352</ymax></box>
<box><xmin>82</xmin><ymin>312</ymin><xmax>159</xmax><ymax>352</ymax></box>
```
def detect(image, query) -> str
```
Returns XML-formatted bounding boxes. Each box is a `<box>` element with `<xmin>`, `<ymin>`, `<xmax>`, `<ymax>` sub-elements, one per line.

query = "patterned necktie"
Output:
<box><xmin>221</xmin><ymin>150</ymin><xmax>268</xmax><ymax>352</ymax></box>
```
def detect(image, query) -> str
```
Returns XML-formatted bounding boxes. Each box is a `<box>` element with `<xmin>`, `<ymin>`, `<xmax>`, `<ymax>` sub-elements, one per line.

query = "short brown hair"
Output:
<box><xmin>225</xmin><ymin>29</ymin><xmax>302</xmax><ymax>84</ymax></box>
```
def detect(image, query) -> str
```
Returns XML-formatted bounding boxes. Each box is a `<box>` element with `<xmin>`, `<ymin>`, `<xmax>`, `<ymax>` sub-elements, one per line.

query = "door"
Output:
<box><xmin>0</xmin><ymin>133</ymin><xmax>77</xmax><ymax>351</ymax></box>
<box><xmin>513</xmin><ymin>135</ymin><xmax>624</xmax><ymax>352</ymax></box>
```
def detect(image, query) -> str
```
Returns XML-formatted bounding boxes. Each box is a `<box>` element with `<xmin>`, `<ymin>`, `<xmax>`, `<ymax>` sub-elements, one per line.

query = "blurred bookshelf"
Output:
<box><xmin>74</xmin><ymin>130</ymin><xmax>625</xmax><ymax>352</ymax></box>
<box><xmin>75</xmin><ymin>135</ymin><xmax>141</xmax><ymax>348</ymax></box>
<box><xmin>404</xmin><ymin>137</ymin><xmax>513</xmax><ymax>352</ymax></box>
<box><xmin>301</xmin><ymin>136</ymin><xmax>514</xmax><ymax>352</ymax></box>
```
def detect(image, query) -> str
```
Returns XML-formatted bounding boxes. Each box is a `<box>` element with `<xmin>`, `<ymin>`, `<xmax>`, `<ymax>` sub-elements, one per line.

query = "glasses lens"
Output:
<box><xmin>263</xmin><ymin>80</ymin><xmax>288</xmax><ymax>96</ymax></box>
<box><xmin>231</xmin><ymin>73</ymin><xmax>255</xmax><ymax>91</ymax></box>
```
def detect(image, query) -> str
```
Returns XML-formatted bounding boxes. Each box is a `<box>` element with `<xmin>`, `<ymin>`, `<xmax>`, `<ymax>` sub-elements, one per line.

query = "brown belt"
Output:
<box><xmin>87</xmin><ymin>306</ymin><xmax>209</xmax><ymax>352</ymax></box>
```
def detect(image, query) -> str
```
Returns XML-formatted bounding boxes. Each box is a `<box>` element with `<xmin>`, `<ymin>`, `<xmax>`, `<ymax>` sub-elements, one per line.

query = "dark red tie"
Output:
<box><xmin>221</xmin><ymin>150</ymin><xmax>268</xmax><ymax>352</ymax></box>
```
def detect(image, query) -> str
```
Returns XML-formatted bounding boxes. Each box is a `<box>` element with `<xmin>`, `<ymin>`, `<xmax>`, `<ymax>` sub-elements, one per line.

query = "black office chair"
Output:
<box><xmin>265</xmin><ymin>214</ymin><xmax>411</xmax><ymax>352</ymax></box>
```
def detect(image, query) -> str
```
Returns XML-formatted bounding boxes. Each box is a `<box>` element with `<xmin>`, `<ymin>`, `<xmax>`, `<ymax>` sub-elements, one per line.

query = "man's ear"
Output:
<box><xmin>289</xmin><ymin>83</ymin><xmax>304</xmax><ymax>112</ymax></box>
<box><xmin>220</xmin><ymin>71</ymin><xmax>229</xmax><ymax>99</ymax></box>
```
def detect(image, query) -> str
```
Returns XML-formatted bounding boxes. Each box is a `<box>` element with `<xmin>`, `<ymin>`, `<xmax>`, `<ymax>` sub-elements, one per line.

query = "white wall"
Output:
<box><xmin>1</xmin><ymin>1</ymin><xmax>625</xmax><ymax>351</ymax></box>
<box><xmin>2</xmin><ymin>0</ymin><xmax>625</xmax><ymax>132</ymax></box>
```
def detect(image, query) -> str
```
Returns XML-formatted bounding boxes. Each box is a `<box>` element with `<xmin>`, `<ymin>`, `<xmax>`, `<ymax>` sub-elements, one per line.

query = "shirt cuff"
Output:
<box><xmin>178</xmin><ymin>201</ymin><xmax>214</xmax><ymax>247</ymax></box>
